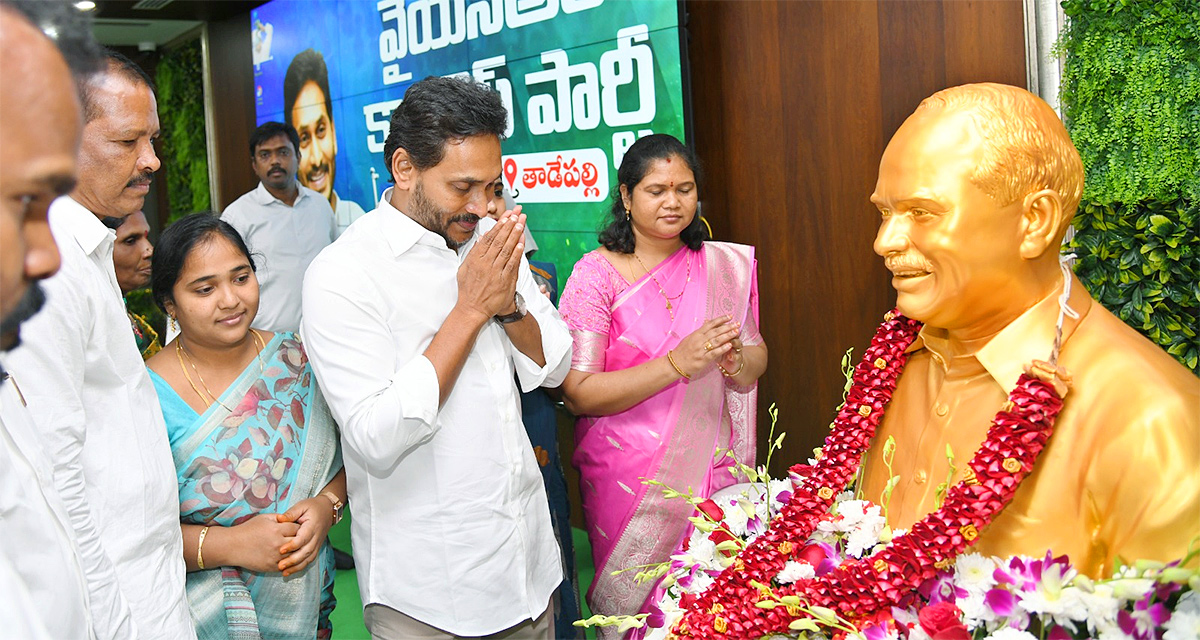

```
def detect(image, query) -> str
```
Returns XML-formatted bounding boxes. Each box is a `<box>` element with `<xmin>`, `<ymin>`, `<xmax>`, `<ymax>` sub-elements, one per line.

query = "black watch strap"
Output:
<box><xmin>494</xmin><ymin>293</ymin><xmax>527</xmax><ymax>324</ymax></box>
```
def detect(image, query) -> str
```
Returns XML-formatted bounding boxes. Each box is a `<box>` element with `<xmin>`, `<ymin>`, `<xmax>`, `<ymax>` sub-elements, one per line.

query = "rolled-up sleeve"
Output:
<box><xmin>301</xmin><ymin>257</ymin><xmax>441</xmax><ymax>473</ymax></box>
<box><xmin>511</xmin><ymin>255</ymin><xmax>572</xmax><ymax>392</ymax></box>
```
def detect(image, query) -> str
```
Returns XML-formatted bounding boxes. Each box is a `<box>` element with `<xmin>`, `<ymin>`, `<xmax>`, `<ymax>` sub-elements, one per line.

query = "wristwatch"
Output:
<box><xmin>494</xmin><ymin>292</ymin><xmax>528</xmax><ymax>324</ymax></box>
<box><xmin>321</xmin><ymin>491</ymin><xmax>344</xmax><ymax>525</ymax></box>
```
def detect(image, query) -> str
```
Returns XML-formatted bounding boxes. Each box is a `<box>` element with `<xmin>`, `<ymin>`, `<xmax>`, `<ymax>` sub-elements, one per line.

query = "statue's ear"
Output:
<box><xmin>1019</xmin><ymin>188</ymin><xmax>1066</xmax><ymax>259</ymax></box>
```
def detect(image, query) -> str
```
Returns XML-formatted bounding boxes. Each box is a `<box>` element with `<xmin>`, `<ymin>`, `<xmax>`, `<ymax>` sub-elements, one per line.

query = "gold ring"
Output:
<box><xmin>704</xmin><ymin>342</ymin><xmax>713</xmax><ymax>351</ymax></box>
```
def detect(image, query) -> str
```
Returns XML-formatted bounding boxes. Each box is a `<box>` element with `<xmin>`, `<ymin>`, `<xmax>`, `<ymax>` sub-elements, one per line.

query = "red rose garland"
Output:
<box><xmin>669</xmin><ymin>310</ymin><xmax>1064</xmax><ymax>638</ymax></box>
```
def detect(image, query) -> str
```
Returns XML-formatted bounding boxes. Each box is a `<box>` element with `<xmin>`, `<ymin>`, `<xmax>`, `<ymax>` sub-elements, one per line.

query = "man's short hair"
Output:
<box><xmin>78</xmin><ymin>48</ymin><xmax>155</xmax><ymax>123</ymax></box>
<box><xmin>917</xmin><ymin>83</ymin><xmax>1084</xmax><ymax>219</ymax></box>
<box><xmin>383</xmin><ymin>76</ymin><xmax>508</xmax><ymax>179</ymax></box>
<box><xmin>0</xmin><ymin>0</ymin><xmax>102</xmax><ymax>78</ymax></box>
<box><xmin>283</xmin><ymin>48</ymin><xmax>332</xmax><ymax>126</ymax></box>
<box><xmin>249</xmin><ymin>121</ymin><xmax>301</xmax><ymax>156</ymax></box>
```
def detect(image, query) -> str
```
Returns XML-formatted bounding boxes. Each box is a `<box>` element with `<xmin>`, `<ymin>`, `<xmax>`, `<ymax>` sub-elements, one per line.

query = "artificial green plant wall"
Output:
<box><xmin>157</xmin><ymin>38</ymin><xmax>211</xmax><ymax>221</ymax></box>
<box><xmin>1058</xmin><ymin>0</ymin><xmax>1199</xmax><ymax>372</ymax></box>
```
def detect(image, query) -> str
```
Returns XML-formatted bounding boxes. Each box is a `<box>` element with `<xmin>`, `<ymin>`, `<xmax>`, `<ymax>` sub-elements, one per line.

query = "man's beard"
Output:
<box><xmin>0</xmin><ymin>283</ymin><xmax>47</xmax><ymax>351</ymax></box>
<box><xmin>410</xmin><ymin>181</ymin><xmax>477</xmax><ymax>250</ymax></box>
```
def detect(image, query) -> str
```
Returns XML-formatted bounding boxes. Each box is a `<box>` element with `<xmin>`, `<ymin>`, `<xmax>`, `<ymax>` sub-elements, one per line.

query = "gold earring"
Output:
<box><xmin>169</xmin><ymin>315</ymin><xmax>179</xmax><ymax>332</ymax></box>
<box><xmin>625</xmin><ymin>208</ymin><xmax>631</xmax><ymax>221</ymax></box>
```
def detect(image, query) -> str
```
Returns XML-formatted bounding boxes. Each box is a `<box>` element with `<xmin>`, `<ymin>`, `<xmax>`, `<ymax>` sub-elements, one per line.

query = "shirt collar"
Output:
<box><xmin>376</xmin><ymin>187</ymin><xmax>460</xmax><ymax>258</ymax></box>
<box><xmin>53</xmin><ymin>195</ymin><xmax>114</xmax><ymax>256</ymax></box>
<box><xmin>907</xmin><ymin>274</ymin><xmax>1092</xmax><ymax>393</ymax></box>
<box><xmin>251</xmin><ymin>180</ymin><xmax>307</xmax><ymax>206</ymax></box>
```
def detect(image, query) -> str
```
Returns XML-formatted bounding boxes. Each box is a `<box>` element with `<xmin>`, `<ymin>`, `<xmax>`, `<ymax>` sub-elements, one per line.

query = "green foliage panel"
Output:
<box><xmin>1069</xmin><ymin>199</ymin><xmax>1198</xmax><ymax>372</ymax></box>
<box><xmin>1059</xmin><ymin>0</ymin><xmax>1199</xmax><ymax>373</ymax></box>
<box><xmin>1058</xmin><ymin>0</ymin><xmax>1199</xmax><ymax>203</ymax></box>
<box><xmin>158</xmin><ymin>39</ymin><xmax>211</xmax><ymax>221</ymax></box>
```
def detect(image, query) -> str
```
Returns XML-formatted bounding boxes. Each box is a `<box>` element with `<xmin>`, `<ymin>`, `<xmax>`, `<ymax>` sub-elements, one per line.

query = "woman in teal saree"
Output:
<box><xmin>146</xmin><ymin>214</ymin><xmax>345</xmax><ymax>639</ymax></box>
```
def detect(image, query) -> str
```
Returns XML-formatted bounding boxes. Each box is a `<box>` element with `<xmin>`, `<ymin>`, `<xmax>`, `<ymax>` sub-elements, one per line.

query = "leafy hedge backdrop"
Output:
<box><xmin>1058</xmin><ymin>0</ymin><xmax>1199</xmax><ymax>372</ymax></box>
<box><xmin>157</xmin><ymin>38</ymin><xmax>211</xmax><ymax>222</ymax></box>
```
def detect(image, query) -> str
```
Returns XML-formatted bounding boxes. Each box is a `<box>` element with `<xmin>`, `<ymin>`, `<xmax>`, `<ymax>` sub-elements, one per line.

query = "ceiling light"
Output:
<box><xmin>74</xmin><ymin>1</ymin><xmax>97</xmax><ymax>11</ymax></box>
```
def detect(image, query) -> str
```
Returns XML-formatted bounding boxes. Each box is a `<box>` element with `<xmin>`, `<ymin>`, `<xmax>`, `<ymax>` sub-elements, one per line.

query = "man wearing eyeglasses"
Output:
<box><xmin>221</xmin><ymin>121</ymin><xmax>335</xmax><ymax>332</ymax></box>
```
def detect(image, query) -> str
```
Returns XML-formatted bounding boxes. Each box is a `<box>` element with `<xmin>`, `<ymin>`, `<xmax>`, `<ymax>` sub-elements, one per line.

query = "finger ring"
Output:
<box><xmin>704</xmin><ymin>342</ymin><xmax>713</xmax><ymax>351</ymax></box>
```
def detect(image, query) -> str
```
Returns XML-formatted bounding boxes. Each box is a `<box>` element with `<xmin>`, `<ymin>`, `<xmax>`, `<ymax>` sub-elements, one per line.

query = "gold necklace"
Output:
<box><xmin>632</xmin><ymin>251</ymin><xmax>691</xmax><ymax>320</ymax></box>
<box><xmin>176</xmin><ymin>329</ymin><xmax>266</xmax><ymax>411</ymax></box>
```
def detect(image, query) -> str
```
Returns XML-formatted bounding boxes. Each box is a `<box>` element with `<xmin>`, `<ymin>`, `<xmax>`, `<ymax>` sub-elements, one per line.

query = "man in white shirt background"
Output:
<box><xmin>0</xmin><ymin>2</ymin><xmax>100</xmax><ymax>637</ymax></box>
<box><xmin>221</xmin><ymin>121</ymin><xmax>335</xmax><ymax>333</ymax></box>
<box><xmin>7</xmin><ymin>46</ymin><xmax>196</xmax><ymax>639</ymax></box>
<box><xmin>302</xmin><ymin>76</ymin><xmax>571</xmax><ymax>639</ymax></box>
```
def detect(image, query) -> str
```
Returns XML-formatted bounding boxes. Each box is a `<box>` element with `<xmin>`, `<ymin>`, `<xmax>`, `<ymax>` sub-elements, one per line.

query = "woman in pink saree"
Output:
<box><xmin>559</xmin><ymin>134</ymin><xmax>768</xmax><ymax>635</ymax></box>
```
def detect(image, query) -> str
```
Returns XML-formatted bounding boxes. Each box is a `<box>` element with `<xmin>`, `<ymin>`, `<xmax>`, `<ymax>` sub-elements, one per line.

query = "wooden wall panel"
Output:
<box><xmin>205</xmin><ymin>15</ymin><xmax>257</xmax><ymax>212</ymax></box>
<box><xmin>687</xmin><ymin>0</ymin><xmax>1026</xmax><ymax>474</ymax></box>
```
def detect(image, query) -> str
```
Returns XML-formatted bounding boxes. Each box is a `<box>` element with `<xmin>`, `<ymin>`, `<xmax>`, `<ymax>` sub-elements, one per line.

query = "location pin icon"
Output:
<box><xmin>503</xmin><ymin>157</ymin><xmax>517</xmax><ymax>189</ymax></box>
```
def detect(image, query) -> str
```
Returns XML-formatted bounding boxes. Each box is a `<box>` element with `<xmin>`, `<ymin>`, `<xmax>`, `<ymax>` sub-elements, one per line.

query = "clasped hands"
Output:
<box><xmin>231</xmin><ymin>496</ymin><xmax>334</xmax><ymax>577</ymax></box>
<box><xmin>671</xmin><ymin>316</ymin><xmax>745</xmax><ymax>379</ymax></box>
<box><xmin>457</xmin><ymin>207</ymin><xmax>526</xmax><ymax>321</ymax></box>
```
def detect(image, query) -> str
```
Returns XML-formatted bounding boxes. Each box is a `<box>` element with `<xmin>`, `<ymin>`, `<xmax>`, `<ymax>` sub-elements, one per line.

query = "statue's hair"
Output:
<box><xmin>917</xmin><ymin>83</ymin><xmax>1084</xmax><ymax>223</ymax></box>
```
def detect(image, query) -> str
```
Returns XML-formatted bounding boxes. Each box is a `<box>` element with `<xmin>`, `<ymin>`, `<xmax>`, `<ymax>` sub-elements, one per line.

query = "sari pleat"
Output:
<box><xmin>151</xmin><ymin>332</ymin><xmax>341</xmax><ymax>640</ymax></box>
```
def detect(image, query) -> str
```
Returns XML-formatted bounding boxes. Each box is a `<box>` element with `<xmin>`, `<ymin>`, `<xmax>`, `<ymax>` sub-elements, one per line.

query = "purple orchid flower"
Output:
<box><xmin>645</xmin><ymin>603</ymin><xmax>666</xmax><ymax>629</ymax></box>
<box><xmin>1117</xmin><ymin>589</ymin><xmax>1172</xmax><ymax>639</ymax></box>
<box><xmin>861</xmin><ymin>620</ymin><xmax>894</xmax><ymax>640</ymax></box>
<box><xmin>1046</xmin><ymin>626</ymin><xmax>1072</xmax><ymax>640</ymax></box>
<box><xmin>1028</xmin><ymin>551</ymin><xmax>1072</xmax><ymax>587</ymax></box>
<box><xmin>813</xmin><ymin>541</ymin><xmax>841</xmax><ymax>577</ymax></box>
<box><xmin>919</xmin><ymin>571</ymin><xmax>969</xmax><ymax>605</ymax></box>
<box><xmin>985</xmin><ymin>588</ymin><xmax>1017</xmax><ymax>617</ymax></box>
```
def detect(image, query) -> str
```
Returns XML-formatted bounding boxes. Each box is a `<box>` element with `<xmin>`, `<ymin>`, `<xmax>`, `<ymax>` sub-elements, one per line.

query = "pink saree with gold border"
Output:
<box><xmin>560</xmin><ymin>242</ymin><xmax>761</xmax><ymax>630</ymax></box>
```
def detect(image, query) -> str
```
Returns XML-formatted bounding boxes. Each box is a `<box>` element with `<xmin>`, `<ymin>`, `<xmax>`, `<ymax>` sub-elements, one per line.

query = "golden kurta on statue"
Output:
<box><xmin>860</xmin><ymin>82</ymin><xmax>1199</xmax><ymax>577</ymax></box>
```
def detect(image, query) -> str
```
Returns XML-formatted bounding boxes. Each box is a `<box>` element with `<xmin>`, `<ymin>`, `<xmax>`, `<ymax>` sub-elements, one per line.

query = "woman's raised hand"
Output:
<box><xmin>718</xmin><ymin>335</ymin><xmax>745</xmax><ymax>377</ymax></box>
<box><xmin>671</xmin><ymin>316</ymin><xmax>740</xmax><ymax>379</ymax></box>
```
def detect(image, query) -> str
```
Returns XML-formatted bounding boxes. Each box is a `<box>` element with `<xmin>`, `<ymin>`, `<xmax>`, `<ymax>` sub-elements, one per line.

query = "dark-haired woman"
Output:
<box><xmin>558</xmin><ymin>134</ymin><xmax>767</xmax><ymax>627</ymax></box>
<box><xmin>144</xmin><ymin>213</ymin><xmax>345</xmax><ymax>639</ymax></box>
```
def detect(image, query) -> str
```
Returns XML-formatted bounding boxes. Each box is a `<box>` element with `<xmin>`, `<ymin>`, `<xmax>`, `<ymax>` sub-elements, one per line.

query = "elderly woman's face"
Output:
<box><xmin>113</xmin><ymin>210</ymin><xmax>153</xmax><ymax>294</ymax></box>
<box><xmin>622</xmin><ymin>156</ymin><xmax>698</xmax><ymax>244</ymax></box>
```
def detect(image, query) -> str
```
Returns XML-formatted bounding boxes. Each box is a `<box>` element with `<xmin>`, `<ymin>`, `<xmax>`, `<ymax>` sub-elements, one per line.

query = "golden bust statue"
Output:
<box><xmin>861</xmin><ymin>83</ymin><xmax>1199</xmax><ymax>577</ymax></box>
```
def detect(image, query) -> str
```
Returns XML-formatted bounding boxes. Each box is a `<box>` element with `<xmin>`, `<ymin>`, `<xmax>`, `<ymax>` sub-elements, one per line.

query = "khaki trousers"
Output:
<box><xmin>364</xmin><ymin>599</ymin><xmax>554</xmax><ymax>640</ymax></box>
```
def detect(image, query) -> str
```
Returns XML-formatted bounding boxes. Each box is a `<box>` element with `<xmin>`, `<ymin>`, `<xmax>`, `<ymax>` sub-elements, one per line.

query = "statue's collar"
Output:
<box><xmin>908</xmin><ymin>275</ymin><xmax>1092</xmax><ymax>394</ymax></box>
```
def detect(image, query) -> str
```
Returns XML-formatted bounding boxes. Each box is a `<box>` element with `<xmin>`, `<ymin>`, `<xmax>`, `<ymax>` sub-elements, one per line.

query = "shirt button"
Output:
<box><xmin>915</xmin><ymin>470</ymin><xmax>928</xmax><ymax>484</ymax></box>
<box><xmin>935</xmin><ymin>403</ymin><xmax>949</xmax><ymax>416</ymax></box>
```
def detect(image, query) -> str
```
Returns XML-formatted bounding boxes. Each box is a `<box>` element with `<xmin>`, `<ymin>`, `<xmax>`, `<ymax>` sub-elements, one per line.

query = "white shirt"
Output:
<box><xmin>8</xmin><ymin>196</ymin><xmax>195</xmax><ymax>640</ymax></box>
<box><xmin>0</xmin><ymin>552</ymin><xmax>53</xmax><ymax>640</ymax></box>
<box><xmin>221</xmin><ymin>181</ymin><xmax>335</xmax><ymax>332</ymax></box>
<box><xmin>0</xmin><ymin>378</ymin><xmax>93</xmax><ymax>639</ymax></box>
<box><xmin>301</xmin><ymin>190</ymin><xmax>570</xmax><ymax>635</ymax></box>
<box><xmin>332</xmin><ymin>190</ymin><xmax>367</xmax><ymax>238</ymax></box>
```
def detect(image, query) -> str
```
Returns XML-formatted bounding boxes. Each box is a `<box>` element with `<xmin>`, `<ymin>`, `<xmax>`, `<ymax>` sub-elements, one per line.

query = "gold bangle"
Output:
<box><xmin>197</xmin><ymin>526</ymin><xmax>210</xmax><ymax>570</ymax></box>
<box><xmin>666</xmin><ymin>350</ymin><xmax>691</xmax><ymax>380</ymax></box>
<box><xmin>718</xmin><ymin>358</ymin><xmax>746</xmax><ymax>378</ymax></box>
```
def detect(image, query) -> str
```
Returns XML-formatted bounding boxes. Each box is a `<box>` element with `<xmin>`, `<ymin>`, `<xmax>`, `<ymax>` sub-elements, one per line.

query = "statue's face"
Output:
<box><xmin>870</xmin><ymin>109</ymin><xmax>1025</xmax><ymax>333</ymax></box>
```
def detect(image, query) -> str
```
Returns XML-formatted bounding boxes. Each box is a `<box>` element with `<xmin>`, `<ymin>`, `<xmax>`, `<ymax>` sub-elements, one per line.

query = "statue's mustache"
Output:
<box><xmin>885</xmin><ymin>255</ymin><xmax>933</xmax><ymax>273</ymax></box>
